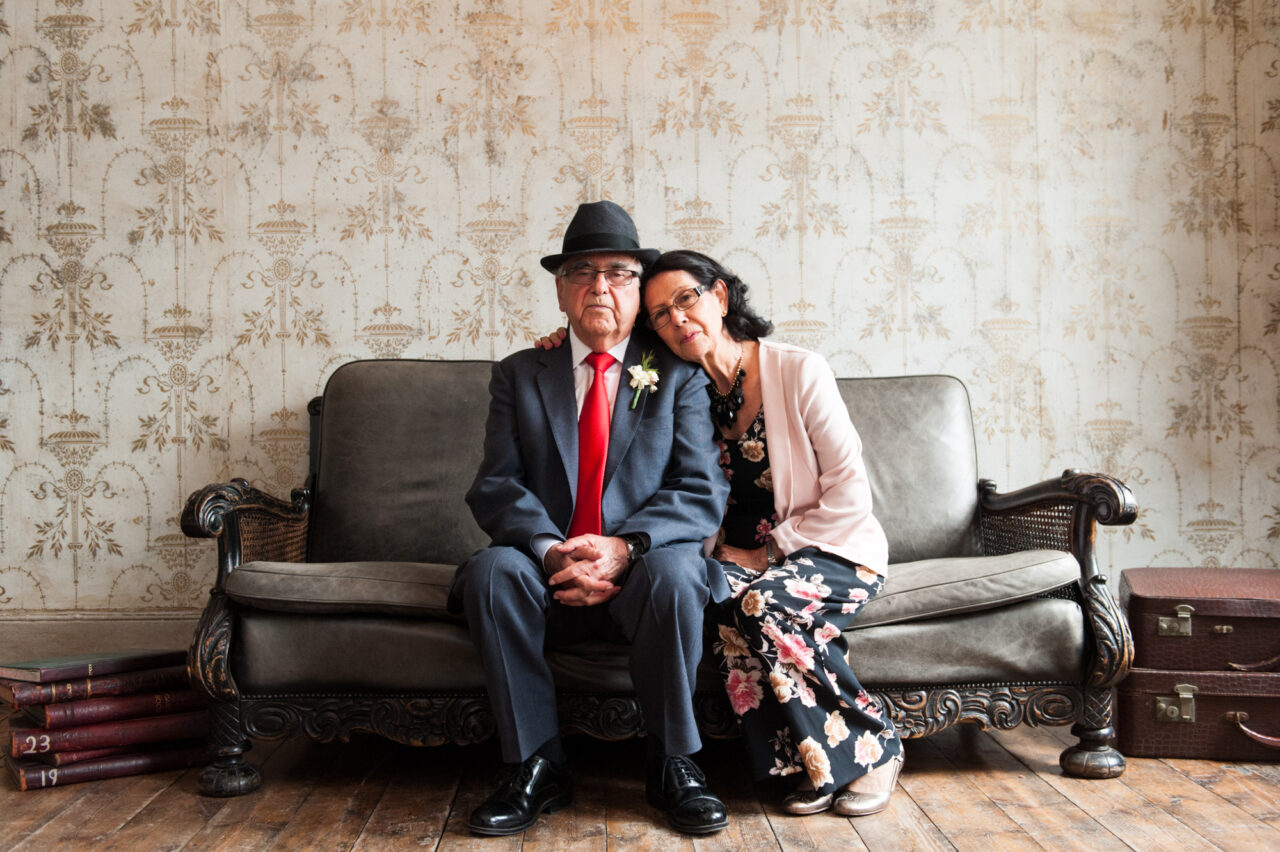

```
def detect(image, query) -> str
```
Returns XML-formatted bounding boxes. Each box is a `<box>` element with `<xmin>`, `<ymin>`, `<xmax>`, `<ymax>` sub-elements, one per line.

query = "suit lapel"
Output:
<box><xmin>536</xmin><ymin>345</ymin><xmax>579</xmax><ymax>500</ymax></box>
<box><xmin>604</xmin><ymin>336</ymin><xmax>646</xmax><ymax>489</ymax></box>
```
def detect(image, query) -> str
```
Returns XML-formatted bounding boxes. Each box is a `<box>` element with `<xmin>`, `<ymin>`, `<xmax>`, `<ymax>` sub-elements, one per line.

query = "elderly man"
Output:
<box><xmin>450</xmin><ymin>200</ymin><xmax>730</xmax><ymax>836</ymax></box>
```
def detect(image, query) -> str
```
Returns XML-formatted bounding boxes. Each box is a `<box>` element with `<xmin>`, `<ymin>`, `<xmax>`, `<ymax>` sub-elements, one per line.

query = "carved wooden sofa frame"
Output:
<box><xmin>181</xmin><ymin>361</ymin><xmax>1135</xmax><ymax>796</ymax></box>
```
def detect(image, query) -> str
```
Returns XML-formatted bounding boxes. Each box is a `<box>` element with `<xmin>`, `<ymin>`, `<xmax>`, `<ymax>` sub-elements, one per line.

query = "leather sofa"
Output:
<box><xmin>182</xmin><ymin>359</ymin><xmax>1137</xmax><ymax>796</ymax></box>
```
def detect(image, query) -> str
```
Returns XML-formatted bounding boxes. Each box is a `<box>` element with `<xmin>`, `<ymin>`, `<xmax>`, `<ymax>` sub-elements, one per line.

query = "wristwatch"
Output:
<box><xmin>765</xmin><ymin>538</ymin><xmax>782</xmax><ymax>566</ymax></box>
<box><xmin>619</xmin><ymin>532</ymin><xmax>648</xmax><ymax>563</ymax></box>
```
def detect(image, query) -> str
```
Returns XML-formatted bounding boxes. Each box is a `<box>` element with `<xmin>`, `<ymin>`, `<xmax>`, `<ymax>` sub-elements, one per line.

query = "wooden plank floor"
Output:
<box><xmin>3</xmin><ymin>719</ymin><xmax>1279</xmax><ymax>851</ymax></box>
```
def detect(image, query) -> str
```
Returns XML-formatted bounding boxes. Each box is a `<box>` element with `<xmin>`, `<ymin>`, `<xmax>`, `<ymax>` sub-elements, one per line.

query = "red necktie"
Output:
<box><xmin>568</xmin><ymin>351</ymin><xmax>614</xmax><ymax>537</ymax></box>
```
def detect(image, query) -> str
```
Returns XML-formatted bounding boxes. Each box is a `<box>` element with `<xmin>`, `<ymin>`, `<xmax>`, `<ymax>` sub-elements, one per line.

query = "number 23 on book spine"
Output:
<box><xmin>21</xmin><ymin>733</ymin><xmax>51</xmax><ymax>755</ymax></box>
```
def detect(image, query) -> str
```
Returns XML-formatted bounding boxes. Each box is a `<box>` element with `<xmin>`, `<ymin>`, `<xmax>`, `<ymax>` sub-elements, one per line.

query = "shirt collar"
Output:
<box><xmin>568</xmin><ymin>328</ymin><xmax>631</xmax><ymax>368</ymax></box>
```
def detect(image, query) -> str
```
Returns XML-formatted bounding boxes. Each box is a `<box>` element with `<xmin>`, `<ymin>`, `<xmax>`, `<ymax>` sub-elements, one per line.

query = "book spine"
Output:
<box><xmin>27</xmin><ymin>745</ymin><xmax>134</xmax><ymax>766</ymax></box>
<box><xmin>0</xmin><ymin>665</ymin><xmax>189</xmax><ymax>708</ymax></box>
<box><xmin>7</xmin><ymin>745</ymin><xmax>213</xmax><ymax>790</ymax></box>
<box><xmin>25</xmin><ymin>690</ymin><xmax>207</xmax><ymax>729</ymax></box>
<box><xmin>10</xmin><ymin>710</ymin><xmax>209</xmax><ymax>758</ymax></box>
<box><xmin>26</xmin><ymin>738</ymin><xmax>207</xmax><ymax>766</ymax></box>
<box><xmin>0</xmin><ymin>650</ymin><xmax>187</xmax><ymax>683</ymax></box>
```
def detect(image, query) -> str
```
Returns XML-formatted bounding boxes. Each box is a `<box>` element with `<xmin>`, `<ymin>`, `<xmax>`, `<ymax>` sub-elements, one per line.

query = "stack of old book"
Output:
<box><xmin>2</xmin><ymin>649</ymin><xmax>212</xmax><ymax>790</ymax></box>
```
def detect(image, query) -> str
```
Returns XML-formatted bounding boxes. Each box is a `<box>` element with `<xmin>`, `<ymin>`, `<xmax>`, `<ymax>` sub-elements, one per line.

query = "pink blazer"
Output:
<box><xmin>758</xmin><ymin>340</ymin><xmax>889</xmax><ymax>575</ymax></box>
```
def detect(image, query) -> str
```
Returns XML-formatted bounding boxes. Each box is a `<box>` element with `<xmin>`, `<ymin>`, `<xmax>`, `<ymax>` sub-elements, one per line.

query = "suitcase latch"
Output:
<box><xmin>1157</xmin><ymin>604</ymin><xmax>1195</xmax><ymax>637</ymax></box>
<box><xmin>1155</xmin><ymin>683</ymin><xmax>1198</xmax><ymax>723</ymax></box>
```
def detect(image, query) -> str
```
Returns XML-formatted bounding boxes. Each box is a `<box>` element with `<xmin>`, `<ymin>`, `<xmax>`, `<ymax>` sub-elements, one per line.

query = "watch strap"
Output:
<box><xmin>619</xmin><ymin>532</ymin><xmax>648</xmax><ymax>562</ymax></box>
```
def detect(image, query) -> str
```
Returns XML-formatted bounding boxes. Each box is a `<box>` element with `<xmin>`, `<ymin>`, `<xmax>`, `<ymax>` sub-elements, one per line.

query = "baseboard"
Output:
<box><xmin>0</xmin><ymin>612</ymin><xmax>201</xmax><ymax>662</ymax></box>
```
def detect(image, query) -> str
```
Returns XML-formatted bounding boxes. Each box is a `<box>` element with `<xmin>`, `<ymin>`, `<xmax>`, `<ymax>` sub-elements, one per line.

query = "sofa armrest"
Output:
<box><xmin>979</xmin><ymin>469</ymin><xmax>1136</xmax><ymax>558</ymax></box>
<box><xmin>980</xmin><ymin>469</ymin><xmax>1135</xmax><ymax>525</ymax></box>
<box><xmin>181</xmin><ymin>477</ymin><xmax>311</xmax><ymax>590</ymax></box>
<box><xmin>979</xmin><ymin>469</ymin><xmax>1137</xmax><ymax>688</ymax></box>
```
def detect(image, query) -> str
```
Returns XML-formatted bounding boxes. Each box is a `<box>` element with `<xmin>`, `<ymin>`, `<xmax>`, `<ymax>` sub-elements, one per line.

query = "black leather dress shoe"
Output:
<box><xmin>468</xmin><ymin>755</ymin><xmax>573</xmax><ymax>836</ymax></box>
<box><xmin>645</xmin><ymin>754</ymin><xmax>729</xmax><ymax>834</ymax></box>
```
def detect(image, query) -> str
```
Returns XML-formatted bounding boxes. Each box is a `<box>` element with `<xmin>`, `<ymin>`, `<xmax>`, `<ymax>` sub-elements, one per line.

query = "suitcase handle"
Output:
<box><xmin>1227</xmin><ymin>653</ymin><xmax>1279</xmax><ymax>673</ymax></box>
<box><xmin>1226</xmin><ymin>712</ymin><xmax>1280</xmax><ymax>750</ymax></box>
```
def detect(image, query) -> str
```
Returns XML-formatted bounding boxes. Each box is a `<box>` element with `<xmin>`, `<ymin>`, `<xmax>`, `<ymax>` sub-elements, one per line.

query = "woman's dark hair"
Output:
<box><xmin>640</xmin><ymin>250</ymin><xmax>774</xmax><ymax>341</ymax></box>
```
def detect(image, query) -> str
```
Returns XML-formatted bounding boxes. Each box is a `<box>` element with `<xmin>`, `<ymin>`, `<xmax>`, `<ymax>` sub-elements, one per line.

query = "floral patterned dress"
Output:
<box><xmin>713</xmin><ymin>408</ymin><xmax>901</xmax><ymax>794</ymax></box>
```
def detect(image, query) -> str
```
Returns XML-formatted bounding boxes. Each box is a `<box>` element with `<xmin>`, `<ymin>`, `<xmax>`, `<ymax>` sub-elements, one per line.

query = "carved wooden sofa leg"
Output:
<box><xmin>1059</xmin><ymin>687</ymin><xmax>1125</xmax><ymax>778</ymax></box>
<box><xmin>198</xmin><ymin>700</ymin><xmax>262</xmax><ymax>797</ymax></box>
<box><xmin>1059</xmin><ymin>567</ymin><xmax>1132</xmax><ymax>779</ymax></box>
<box><xmin>190</xmin><ymin>589</ymin><xmax>262</xmax><ymax>796</ymax></box>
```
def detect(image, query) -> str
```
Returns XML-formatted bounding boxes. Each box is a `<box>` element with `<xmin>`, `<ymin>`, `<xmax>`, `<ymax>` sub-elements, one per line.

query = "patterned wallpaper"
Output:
<box><xmin>0</xmin><ymin>0</ymin><xmax>1277</xmax><ymax>618</ymax></box>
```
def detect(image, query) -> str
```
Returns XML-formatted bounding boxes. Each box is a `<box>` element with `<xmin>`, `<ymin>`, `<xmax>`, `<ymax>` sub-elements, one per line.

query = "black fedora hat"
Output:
<box><xmin>540</xmin><ymin>200</ymin><xmax>660</xmax><ymax>272</ymax></box>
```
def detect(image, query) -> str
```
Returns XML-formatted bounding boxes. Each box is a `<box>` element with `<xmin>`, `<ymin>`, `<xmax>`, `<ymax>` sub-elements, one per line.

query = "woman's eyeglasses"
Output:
<box><xmin>648</xmin><ymin>283</ymin><xmax>711</xmax><ymax>330</ymax></box>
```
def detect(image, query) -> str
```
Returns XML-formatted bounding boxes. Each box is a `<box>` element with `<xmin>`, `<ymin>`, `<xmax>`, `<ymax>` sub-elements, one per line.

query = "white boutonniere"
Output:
<box><xmin>628</xmin><ymin>351</ymin><xmax>660</xmax><ymax>409</ymax></box>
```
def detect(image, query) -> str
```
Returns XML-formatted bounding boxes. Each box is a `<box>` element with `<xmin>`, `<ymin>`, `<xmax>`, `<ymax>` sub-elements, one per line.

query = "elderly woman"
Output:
<box><xmin>639</xmin><ymin>250</ymin><xmax>902</xmax><ymax>816</ymax></box>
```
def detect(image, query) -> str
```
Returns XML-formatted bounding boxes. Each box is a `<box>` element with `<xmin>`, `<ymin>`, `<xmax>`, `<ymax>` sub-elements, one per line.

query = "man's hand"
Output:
<box><xmin>545</xmin><ymin>534</ymin><xmax>631</xmax><ymax>606</ymax></box>
<box><xmin>713</xmin><ymin>542</ymin><xmax>769</xmax><ymax>573</ymax></box>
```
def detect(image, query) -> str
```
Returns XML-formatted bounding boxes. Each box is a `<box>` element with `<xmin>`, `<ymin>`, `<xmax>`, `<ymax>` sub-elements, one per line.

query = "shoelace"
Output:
<box><xmin>668</xmin><ymin>756</ymin><xmax>704</xmax><ymax>788</ymax></box>
<box><xmin>498</xmin><ymin>759</ymin><xmax>540</xmax><ymax>794</ymax></box>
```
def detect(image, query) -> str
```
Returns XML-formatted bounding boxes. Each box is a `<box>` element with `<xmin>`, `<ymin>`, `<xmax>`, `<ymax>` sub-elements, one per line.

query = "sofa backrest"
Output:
<box><xmin>308</xmin><ymin>359</ymin><xmax>493</xmax><ymax>566</ymax></box>
<box><xmin>305</xmin><ymin>361</ymin><xmax>981</xmax><ymax>566</ymax></box>
<box><xmin>836</xmin><ymin>375</ymin><xmax>981</xmax><ymax>562</ymax></box>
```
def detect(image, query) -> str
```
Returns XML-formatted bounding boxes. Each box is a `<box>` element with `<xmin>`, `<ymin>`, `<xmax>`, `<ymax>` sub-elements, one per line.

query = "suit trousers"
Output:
<box><xmin>453</xmin><ymin>543</ymin><xmax>714</xmax><ymax>764</ymax></box>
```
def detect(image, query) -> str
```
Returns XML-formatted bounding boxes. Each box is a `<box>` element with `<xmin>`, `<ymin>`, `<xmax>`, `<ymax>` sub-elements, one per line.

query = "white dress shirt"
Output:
<box><xmin>567</xmin><ymin>328</ymin><xmax>631</xmax><ymax>417</ymax></box>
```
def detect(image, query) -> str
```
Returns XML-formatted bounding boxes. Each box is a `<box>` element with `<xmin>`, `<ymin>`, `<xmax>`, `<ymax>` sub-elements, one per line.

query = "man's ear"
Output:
<box><xmin>554</xmin><ymin>277</ymin><xmax>569</xmax><ymax>314</ymax></box>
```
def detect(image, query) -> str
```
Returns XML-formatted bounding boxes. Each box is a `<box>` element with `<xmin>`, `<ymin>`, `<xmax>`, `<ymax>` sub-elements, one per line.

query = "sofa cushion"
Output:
<box><xmin>232</xmin><ymin>610</ymin><xmax>685</xmax><ymax>695</ymax></box>
<box><xmin>854</xmin><ymin>549</ymin><xmax>1080</xmax><ymax>628</ymax></box>
<box><xmin>226</xmin><ymin>560</ymin><xmax>458</xmax><ymax>617</ymax></box>
<box><xmin>230</xmin><ymin>597</ymin><xmax>1086</xmax><ymax>695</ymax></box>
<box><xmin>847</xmin><ymin>597</ymin><xmax>1087</xmax><ymax>684</ymax></box>
<box><xmin>234</xmin><ymin>611</ymin><xmax>487</xmax><ymax>693</ymax></box>
<box><xmin>228</xmin><ymin>549</ymin><xmax>1078</xmax><ymax>629</ymax></box>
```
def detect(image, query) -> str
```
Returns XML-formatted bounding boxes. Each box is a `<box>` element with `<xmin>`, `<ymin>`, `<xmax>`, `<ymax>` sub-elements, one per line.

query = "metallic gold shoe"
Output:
<box><xmin>782</xmin><ymin>787</ymin><xmax>834</xmax><ymax>815</ymax></box>
<box><xmin>832</xmin><ymin>754</ymin><xmax>903</xmax><ymax>817</ymax></box>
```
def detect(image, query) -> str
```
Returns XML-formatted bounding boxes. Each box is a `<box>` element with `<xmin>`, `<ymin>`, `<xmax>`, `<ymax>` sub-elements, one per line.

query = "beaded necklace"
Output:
<box><xmin>707</xmin><ymin>348</ymin><xmax>745</xmax><ymax>431</ymax></box>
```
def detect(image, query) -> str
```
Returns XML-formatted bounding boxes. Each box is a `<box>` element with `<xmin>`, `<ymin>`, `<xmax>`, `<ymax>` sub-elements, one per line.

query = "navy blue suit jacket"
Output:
<box><xmin>465</xmin><ymin>330</ymin><xmax>728</xmax><ymax>563</ymax></box>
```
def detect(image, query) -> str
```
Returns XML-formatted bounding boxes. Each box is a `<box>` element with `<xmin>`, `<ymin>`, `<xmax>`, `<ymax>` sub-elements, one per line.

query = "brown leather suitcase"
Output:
<box><xmin>1120</xmin><ymin>567</ymin><xmax>1280</xmax><ymax>672</ymax></box>
<box><xmin>1116</xmin><ymin>667</ymin><xmax>1280</xmax><ymax>760</ymax></box>
<box><xmin>1118</xmin><ymin>567</ymin><xmax>1280</xmax><ymax>760</ymax></box>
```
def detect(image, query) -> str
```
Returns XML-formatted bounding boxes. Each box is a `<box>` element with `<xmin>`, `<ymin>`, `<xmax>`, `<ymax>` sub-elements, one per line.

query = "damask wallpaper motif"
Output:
<box><xmin>0</xmin><ymin>1</ymin><xmax>1277</xmax><ymax>619</ymax></box>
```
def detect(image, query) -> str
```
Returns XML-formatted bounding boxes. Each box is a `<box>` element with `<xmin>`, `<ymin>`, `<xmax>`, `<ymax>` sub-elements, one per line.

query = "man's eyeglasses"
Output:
<box><xmin>647</xmin><ymin>283</ymin><xmax>710</xmax><ymax>330</ymax></box>
<box><xmin>563</xmin><ymin>266</ymin><xmax>640</xmax><ymax>287</ymax></box>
